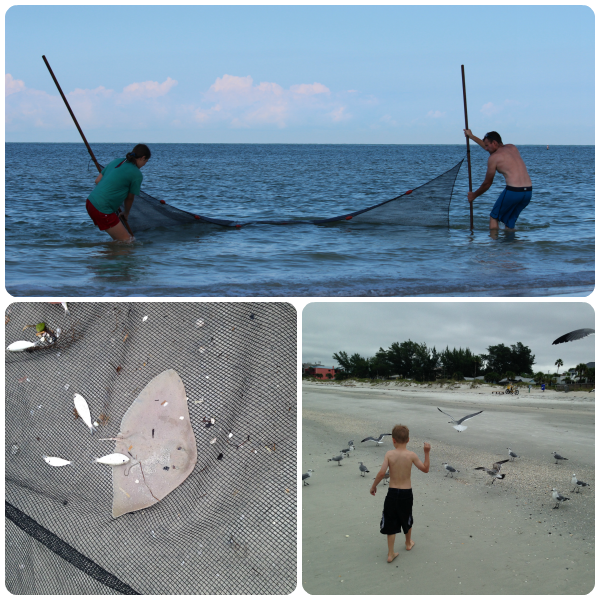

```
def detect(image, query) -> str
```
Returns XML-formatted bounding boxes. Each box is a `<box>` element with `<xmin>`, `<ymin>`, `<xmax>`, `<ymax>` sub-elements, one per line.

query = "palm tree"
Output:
<box><xmin>575</xmin><ymin>363</ymin><xmax>589</xmax><ymax>383</ymax></box>
<box><xmin>555</xmin><ymin>358</ymin><xmax>563</xmax><ymax>375</ymax></box>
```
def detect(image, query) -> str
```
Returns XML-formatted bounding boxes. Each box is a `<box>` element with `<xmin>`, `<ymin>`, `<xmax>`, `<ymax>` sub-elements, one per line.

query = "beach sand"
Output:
<box><xmin>302</xmin><ymin>381</ymin><xmax>594</xmax><ymax>594</ymax></box>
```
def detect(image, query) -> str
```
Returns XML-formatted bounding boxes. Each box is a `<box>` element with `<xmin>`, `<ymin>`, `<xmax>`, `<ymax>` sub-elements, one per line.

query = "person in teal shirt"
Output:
<box><xmin>86</xmin><ymin>144</ymin><xmax>151</xmax><ymax>241</ymax></box>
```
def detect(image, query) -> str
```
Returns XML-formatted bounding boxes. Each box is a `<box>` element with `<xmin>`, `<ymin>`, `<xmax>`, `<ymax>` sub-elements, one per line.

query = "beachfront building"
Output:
<box><xmin>304</xmin><ymin>364</ymin><xmax>337</xmax><ymax>379</ymax></box>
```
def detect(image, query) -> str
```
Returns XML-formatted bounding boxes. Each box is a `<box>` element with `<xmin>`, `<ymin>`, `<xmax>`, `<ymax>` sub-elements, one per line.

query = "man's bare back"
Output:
<box><xmin>487</xmin><ymin>144</ymin><xmax>532</xmax><ymax>188</ymax></box>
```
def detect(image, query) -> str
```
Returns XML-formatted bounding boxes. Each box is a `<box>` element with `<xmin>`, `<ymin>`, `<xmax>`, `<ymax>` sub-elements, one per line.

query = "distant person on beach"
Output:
<box><xmin>463</xmin><ymin>129</ymin><xmax>532</xmax><ymax>232</ymax></box>
<box><xmin>370</xmin><ymin>424</ymin><xmax>430</xmax><ymax>563</ymax></box>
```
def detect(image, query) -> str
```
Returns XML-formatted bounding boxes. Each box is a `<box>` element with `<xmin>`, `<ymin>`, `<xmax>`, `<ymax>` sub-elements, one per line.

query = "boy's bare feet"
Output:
<box><xmin>387</xmin><ymin>552</ymin><xmax>400</xmax><ymax>563</ymax></box>
<box><xmin>405</xmin><ymin>540</ymin><xmax>415</xmax><ymax>551</ymax></box>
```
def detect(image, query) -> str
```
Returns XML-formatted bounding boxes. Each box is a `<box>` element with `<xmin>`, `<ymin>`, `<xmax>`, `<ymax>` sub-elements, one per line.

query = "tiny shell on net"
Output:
<box><xmin>43</xmin><ymin>455</ymin><xmax>72</xmax><ymax>467</ymax></box>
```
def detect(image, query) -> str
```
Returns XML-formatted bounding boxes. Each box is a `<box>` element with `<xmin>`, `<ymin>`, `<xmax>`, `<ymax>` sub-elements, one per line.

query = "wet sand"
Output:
<box><xmin>302</xmin><ymin>381</ymin><xmax>595</xmax><ymax>595</ymax></box>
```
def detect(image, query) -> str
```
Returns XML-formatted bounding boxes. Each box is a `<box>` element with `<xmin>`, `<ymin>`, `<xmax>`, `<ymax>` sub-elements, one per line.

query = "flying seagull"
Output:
<box><xmin>507</xmin><ymin>448</ymin><xmax>520</xmax><ymax>461</ymax></box>
<box><xmin>359</xmin><ymin>462</ymin><xmax>370</xmax><ymax>477</ymax></box>
<box><xmin>475</xmin><ymin>459</ymin><xmax>509</xmax><ymax>484</ymax></box>
<box><xmin>361</xmin><ymin>433</ymin><xmax>392</xmax><ymax>445</ymax></box>
<box><xmin>328</xmin><ymin>455</ymin><xmax>344</xmax><ymax>466</ymax></box>
<box><xmin>302</xmin><ymin>469</ymin><xmax>314</xmax><ymax>486</ymax></box>
<box><xmin>571</xmin><ymin>474</ymin><xmax>590</xmax><ymax>493</ymax></box>
<box><xmin>552</xmin><ymin>328</ymin><xmax>594</xmax><ymax>345</ymax></box>
<box><xmin>552</xmin><ymin>451</ymin><xmax>569</xmax><ymax>464</ymax></box>
<box><xmin>437</xmin><ymin>408</ymin><xmax>483</xmax><ymax>432</ymax></box>
<box><xmin>552</xmin><ymin>488</ymin><xmax>570</xmax><ymax>509</ymax></box>
<box><xmin>442</xmin><ymin>462</ymin><xmax>459</xmax><ymax>478</ymax></box>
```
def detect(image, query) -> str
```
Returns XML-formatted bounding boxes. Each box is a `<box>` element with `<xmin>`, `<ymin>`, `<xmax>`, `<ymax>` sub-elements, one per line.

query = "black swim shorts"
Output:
<box><xmin>380</xmin><ymin>488</ymin><xmax>413</xmax><ymax>535</ymax></box>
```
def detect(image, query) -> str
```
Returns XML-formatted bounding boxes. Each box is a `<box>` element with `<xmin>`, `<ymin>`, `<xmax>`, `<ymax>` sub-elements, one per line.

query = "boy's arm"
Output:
<box><xmin>412</xmin><ymin>442</ymin><xmax>431</xmax><ymax>473</ymax></box>
<box><xmin>373</xmin><ymin>450</ymin><xmax>391</xmax><ymax>487</ymax></box>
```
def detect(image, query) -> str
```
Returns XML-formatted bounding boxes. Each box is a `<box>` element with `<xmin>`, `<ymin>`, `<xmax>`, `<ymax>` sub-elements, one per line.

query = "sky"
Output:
<box><xmin>5</xmin><ymin>5</ymin><xmax>594</xmax><ymax>144</ymax></box>
<box><xmin>302</xmin><ymin>302</ymin><xmax>595</xmax><ymax>374</ymax></box>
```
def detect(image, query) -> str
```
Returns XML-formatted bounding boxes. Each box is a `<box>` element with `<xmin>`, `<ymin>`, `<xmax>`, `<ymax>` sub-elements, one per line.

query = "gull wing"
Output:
<box><xmin>456</xmin><ymin>410</ymin><xmax>483</xmax><ymax>424</ymax></box>
<box><xmin>437</xmin><ymin>407</ymin><xmax>456</xmax><ymax>421</ymax></box>
<box><xmin>361</xmin><ymin>437</ymin><xmax>376</xmax><ymax>443</ymax></box>
<box><xmin>552</xmin><ymin>328</ymin><xmax>595</xmax><ymax>345</ymax></box>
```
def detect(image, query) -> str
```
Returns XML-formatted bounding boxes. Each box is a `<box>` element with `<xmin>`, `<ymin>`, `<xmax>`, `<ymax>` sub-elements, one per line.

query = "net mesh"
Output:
<box><xmin>120</xmin><ymin>158</ymin><xmax>464</xmax><ymax>231</ymax></box>
<box><xmin>5</xmin><ymin>302</ymin><xmax>297</xmax><ymax>595</ymax></box>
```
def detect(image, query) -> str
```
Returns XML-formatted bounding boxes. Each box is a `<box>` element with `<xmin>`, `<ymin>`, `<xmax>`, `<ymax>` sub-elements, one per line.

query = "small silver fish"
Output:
<box><xmin>93</xmin><ymin>453</ymin><xmax>130</xmax><ymax>466</ymax></box>
<box><xmin>73</xmin><ymin>393</ymin><xmax>96</xmax><ymax>434</ymax></box>
<box><xmin>7</xmin><ymin>341</ymin><xmax>36</xmax><ymax>352</ymax></box>
<box><xmin>43</xmin><ymin>455</ymin><xmax>72</xmax><ymax>467</ymax></box>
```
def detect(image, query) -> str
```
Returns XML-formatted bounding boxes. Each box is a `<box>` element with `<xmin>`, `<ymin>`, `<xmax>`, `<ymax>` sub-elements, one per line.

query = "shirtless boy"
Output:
<box><xmin>464</xmin><ymin>129</ymin><xmax>532</xmax><ymax>231</ymax></box>
<box><xmin>370</xmin><ymin>424</ymin><xmax>430</xmax><ymax>563</ymax></box>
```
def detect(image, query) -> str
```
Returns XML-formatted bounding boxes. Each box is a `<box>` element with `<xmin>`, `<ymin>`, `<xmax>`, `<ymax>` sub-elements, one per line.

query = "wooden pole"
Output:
<box><xmin>461</xmin><ymin>65</ymin><xmax>474</xmax><ymax>230</ymax></box>
<box><xmin>42</xmin><ymin>55</ymin><xmax>134</xmax><ymax>237</ymax></box>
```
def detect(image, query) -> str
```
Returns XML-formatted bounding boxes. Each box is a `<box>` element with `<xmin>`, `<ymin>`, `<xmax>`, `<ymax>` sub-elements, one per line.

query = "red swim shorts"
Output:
<box><xmin>86</xmin><ymin>199</ymin><xmax>120</xmax><ymax>231</ymax></box>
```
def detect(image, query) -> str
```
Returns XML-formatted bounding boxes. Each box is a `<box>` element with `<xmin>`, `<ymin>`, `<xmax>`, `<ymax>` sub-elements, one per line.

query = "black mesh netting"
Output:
<box><xmin>122</xmin><ymin>159</ymin><xmax>464</xmax><ymax>231</ymax></box>
<box><xmin>5</xmin><ymin>302</ymin><xmax>297</xmax><ymax>595</ymax></box>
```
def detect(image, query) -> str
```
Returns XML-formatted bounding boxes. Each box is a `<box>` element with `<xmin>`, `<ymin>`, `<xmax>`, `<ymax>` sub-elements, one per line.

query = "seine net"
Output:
<box><xmin>5</xmin><ymin>302</ymin><xmax>297</xmax><ymax>595</ymax></box>
<box><xmin>121</xmin><ymin>159</ymin><xmax>464</xmax><ymax>231</ymax></box>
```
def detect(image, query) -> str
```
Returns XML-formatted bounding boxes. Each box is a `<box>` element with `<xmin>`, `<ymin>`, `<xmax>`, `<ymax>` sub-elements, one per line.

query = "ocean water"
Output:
<box><xmin>5</xmin><ymin>143</ymin><xmax>594</xmax><ymax>297</ymax></box>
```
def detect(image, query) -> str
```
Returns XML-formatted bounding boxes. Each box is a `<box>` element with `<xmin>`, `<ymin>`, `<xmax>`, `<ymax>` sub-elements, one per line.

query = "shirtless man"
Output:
<box><xmin>370</xmin><ymin>424</ymin><xmax>430</xmax><ymax>563</ymax></box>
<box><xmin>464</xmin><ymin>129</ymin><xmax>532</xmax><ymax>231</ymax></box>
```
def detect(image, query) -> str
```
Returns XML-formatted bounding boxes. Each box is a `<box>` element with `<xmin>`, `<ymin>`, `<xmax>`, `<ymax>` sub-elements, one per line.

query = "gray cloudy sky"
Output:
<box><xmin>302</xmin><ymin>302</ymin><xmax>595</xmax><ymax>373</ymax></box>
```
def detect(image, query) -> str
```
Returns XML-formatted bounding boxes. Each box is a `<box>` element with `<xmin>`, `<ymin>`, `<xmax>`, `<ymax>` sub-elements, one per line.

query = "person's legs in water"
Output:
<box><xmin>490</xmin><ymin>188</ymin><xmax>531</xmax><ymax>232</ymax></box>
<box><xmin>105</xmin><ymin>220</ymin><xmax>134</xmax><ymax>242</ymax></box>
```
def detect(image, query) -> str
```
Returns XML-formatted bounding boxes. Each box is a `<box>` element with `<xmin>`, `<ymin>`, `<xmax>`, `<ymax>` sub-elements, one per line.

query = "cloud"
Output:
<box><xmin>5</xmin><ymin>74</ymin><xmax>25</xmax><ymax>97</ymax></box>
<box><xmin>121</xmin><ymin>77</ymin><xmax>178</xmax><ymax>101</ymax></box>
<box><xmin>5</xmin><ymin>72</ymin><xmax>369</xmax><ymax>133</ymax></box>
<box><xmin>481</xmin><ymin>102</ymin><xmax>501</xmax><ymax>116</ymax></box>
<box><xmin>380</xmin><ymin>114</ymin><xmax>398</xmax><ymax>126</ymax></box>
<box><xmin>199</xmin><ymin>74</ymin><xmax>344</xmax><ymax>128</ymax></box>
<box><xmin>290</xmin><ymin>82</ymin><xmax>330</xmax><ymax>96</ymax></box>
<box><xmin>328</xmin><ymin>106</ymin><xmax>350</xmax><ymax>122</ymax></box>
<box><xmin>426</xmin><ymin>110</ymin><xmax>446</xmax><ymax>118</ymax></box>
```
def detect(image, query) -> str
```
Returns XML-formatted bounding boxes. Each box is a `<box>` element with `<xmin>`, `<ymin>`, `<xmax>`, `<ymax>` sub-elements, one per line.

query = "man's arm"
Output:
<box><xmin>468</xmin><ymin>158</ymin><xmax>496</xmax><ymax>203</ymax></box>
<box><xmin>464</xmin><ymin>129</ymin><xmax>486</xmax><ymax>150</ymax></box>
<box><xmin>95</xmin><ymin>173</ymin><xmax>103</xmax><ymax>184</ymax></box>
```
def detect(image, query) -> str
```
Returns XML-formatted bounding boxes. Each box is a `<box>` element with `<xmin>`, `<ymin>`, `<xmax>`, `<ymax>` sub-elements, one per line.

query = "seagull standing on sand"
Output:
<box><xmin>552</xmin><ymin>451</ymin><xmax>569</xmax><ymax>464</ymax></box>
<box><xmin>328</xmin><ymin>455</ymin><xmax>344</xmax><ymax>466</ymax></box>
<box><xmin>437</xmin><ymin>408</ymin><xmax>483</xmax><ymax>432</ymax></box>
<box><xmin>552</xmin><ymin>488</ymin><xmax>570</xmax><ymax>509</ymax></box>
<box><xmin>474</xmin><ymin>459</ymin><xmax>509</xmax><ymax>484</ymax></box>
<box><xmin>442</xmin><ymin>463</ymin><xmax>459</xmax><ymax>478</ymax></box>
<box><xmin>571</xmin><ymin>474</ymin><xmax>590</xmax><ymax>493</ymax></box>
<box><xmin>340</xmin><ymin>447</ymin><xmax>353</xmax><ymax>457</ymax></box>
<box><xmin>507</xmin><ymin>448</ymin><xmax>520</xmax><ymax>461</ymax></box>
<box><xmin>375</xmin><ymin>470</ymin><xmax>391</xmax><ymax>485</ymax></box>
<box><xmin>552</xmin><ymin>328</ymin><xmax>594</xmax><ymax>345</ymax></box>
<box><xmin>302</xmin><ymin>469</ymin><xmax>314</xmax><ymax>486</ymax></box>
<box><xmin>359</xmin><ymin>462</ymin><xmax>370</xmax><ymax>477</ymax></box>
<box><xmin>361</xmin><ymin>433</ymin><xmax>392</xmax><ymax>446</ymax></box>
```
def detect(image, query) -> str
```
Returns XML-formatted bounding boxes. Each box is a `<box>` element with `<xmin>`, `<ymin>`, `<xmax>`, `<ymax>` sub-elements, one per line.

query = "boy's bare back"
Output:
<box><xmin>382</xmin><ymin>443</ymin><xmax>431</xmax><ymax>490</ymax></box>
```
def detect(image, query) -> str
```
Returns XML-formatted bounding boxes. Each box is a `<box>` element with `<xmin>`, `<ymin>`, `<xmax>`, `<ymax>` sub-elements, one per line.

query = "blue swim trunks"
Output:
<box><xmin>490</xmin><ymin>185</ymin><xmax>532</xmax><ymax>229</ymax></box>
